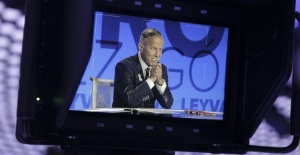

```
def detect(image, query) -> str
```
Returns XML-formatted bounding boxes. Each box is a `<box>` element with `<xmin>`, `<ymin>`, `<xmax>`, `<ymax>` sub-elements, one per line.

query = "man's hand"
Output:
<box><xmin>149</xmin><ymin>63</ymin><xmax>163</xmax><ymax>84</ymax></box>
<box><xmin>155</xmin><ymin>63</ymin><xmax>163</xmax><ymax>85</ymax></box>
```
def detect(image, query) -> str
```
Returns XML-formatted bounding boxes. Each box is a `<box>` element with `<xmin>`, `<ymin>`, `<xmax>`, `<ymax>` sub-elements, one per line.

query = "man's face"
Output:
<box><xmin>139</xmin><ymin>36</ymin><xmax>164</xmax><ymax>67</ymax></box>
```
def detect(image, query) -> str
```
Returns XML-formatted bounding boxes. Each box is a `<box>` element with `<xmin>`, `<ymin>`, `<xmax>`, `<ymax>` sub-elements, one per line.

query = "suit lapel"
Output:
<box><xmin>133</xmin><ymin>54</ymin><xmax>144</xmax><ymax>81</ymax></box>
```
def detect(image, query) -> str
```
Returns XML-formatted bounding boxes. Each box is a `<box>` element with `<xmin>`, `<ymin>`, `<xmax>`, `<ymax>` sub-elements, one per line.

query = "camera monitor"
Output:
<box><xmin>71</xmin><ymin>11</ymin><xmax>228</xmax><ymax>120</ymax></box>
<box><xmin>17</xmin><ymin>0</ymin><xmax>295</xmax><ymax>153</ymax></box>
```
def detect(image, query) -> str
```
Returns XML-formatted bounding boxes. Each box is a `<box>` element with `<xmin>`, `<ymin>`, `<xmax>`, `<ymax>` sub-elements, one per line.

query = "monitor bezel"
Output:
<box><xmin>56</xmin><ymin>0</ymin><xmax>244</xmax><ymax>148</ymax></box>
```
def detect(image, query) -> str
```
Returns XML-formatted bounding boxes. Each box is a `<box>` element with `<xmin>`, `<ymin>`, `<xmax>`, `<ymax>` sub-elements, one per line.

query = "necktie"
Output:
<box><xmin>144</xmin><ymin>68</ymin><xmax>150</xmax><ymax>107</ymax></box>
<box><xmin>145</xmin><ymin>68</ymin><xmax>150</xmax><ymax>80</ymax></box>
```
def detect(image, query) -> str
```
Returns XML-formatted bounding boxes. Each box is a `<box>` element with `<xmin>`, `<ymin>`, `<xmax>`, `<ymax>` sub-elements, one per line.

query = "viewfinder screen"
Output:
<box><xmin>70</xmin><ymin>11</ymin><xmax>229</xmax><ymax>120</ymax></box>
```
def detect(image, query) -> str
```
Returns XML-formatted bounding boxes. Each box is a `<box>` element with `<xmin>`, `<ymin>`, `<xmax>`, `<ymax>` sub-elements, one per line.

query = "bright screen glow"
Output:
<box><xmin>70</xmin><ymin>11</ymin><xmax>229</xmax><ymax>120</ymax></box>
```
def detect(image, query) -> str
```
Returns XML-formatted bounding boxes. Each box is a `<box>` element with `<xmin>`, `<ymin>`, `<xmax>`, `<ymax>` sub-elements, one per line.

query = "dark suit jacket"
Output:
<box><xmin>112</xmin><ymin>54</ymin><xmax>173</xmax><ymax>108</ymax></box>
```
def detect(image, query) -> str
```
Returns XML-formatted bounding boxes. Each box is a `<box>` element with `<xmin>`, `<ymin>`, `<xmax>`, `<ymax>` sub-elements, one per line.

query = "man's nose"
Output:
<box><xmin>154</xmin><ymin>50</ymin><xmax>161</xmax><ymax>57</ymax></box>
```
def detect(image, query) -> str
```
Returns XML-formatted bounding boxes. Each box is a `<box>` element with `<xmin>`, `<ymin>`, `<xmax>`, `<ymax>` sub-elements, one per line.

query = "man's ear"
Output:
<box><xmin>138</xmin><ymin>42</ymin><xmax>143</xmax><ymax>51</ymax></box>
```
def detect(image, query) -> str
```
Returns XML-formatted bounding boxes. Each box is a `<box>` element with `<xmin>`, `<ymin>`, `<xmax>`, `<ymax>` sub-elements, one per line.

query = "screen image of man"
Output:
<box><xmin>112</xmin><ymin>28</ymin><xmax>173</xmax><ymax>108</ymax></box>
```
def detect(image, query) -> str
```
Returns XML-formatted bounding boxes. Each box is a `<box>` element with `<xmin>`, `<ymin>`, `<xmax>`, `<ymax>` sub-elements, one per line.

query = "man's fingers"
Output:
<box><xmin>156</xmin><ymin>63</ymin><xmax>162</xmax><ymax>68</ymax></box>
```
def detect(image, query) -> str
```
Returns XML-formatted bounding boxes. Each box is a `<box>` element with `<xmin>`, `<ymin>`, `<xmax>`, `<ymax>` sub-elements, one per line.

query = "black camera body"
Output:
<box><xmin>16</xmin><ymin>0</ymin><xmax>296</xmax><ymax>153</ymax></box>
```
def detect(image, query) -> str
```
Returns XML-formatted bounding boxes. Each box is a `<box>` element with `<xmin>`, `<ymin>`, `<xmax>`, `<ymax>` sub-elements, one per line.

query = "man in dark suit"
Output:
<box><xmin>112</xmin><ymin>28</ymin><xmax>173</xmax><ymax>109</ymax></box>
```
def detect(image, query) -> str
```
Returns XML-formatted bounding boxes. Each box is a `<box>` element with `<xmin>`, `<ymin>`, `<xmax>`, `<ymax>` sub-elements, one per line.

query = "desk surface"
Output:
<box><xmin>78</xmin><ymin>108</ymin><xmax>223</xmax><ymax>120</ymax></box>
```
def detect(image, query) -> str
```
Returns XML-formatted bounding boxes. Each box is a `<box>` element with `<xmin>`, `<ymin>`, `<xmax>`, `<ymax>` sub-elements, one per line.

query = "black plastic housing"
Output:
<box><xmin>16</xmin><ymin>0</ymin><xmax>295</xmax><ymax>153</ymax></box>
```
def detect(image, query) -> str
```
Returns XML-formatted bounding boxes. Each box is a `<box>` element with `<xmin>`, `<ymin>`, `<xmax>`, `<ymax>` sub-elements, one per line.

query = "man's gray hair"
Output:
<box><xmin>139</xmin><ymin>28</ymin><xmax>162</xmax><ymax>43</ymax></box>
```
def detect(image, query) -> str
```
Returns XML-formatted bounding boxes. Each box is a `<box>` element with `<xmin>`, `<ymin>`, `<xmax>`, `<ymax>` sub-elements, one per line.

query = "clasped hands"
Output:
<box><xmin>149</xmin><ymin>63</ymin><xmax>164</xmax><ymax>85</ymax></box>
